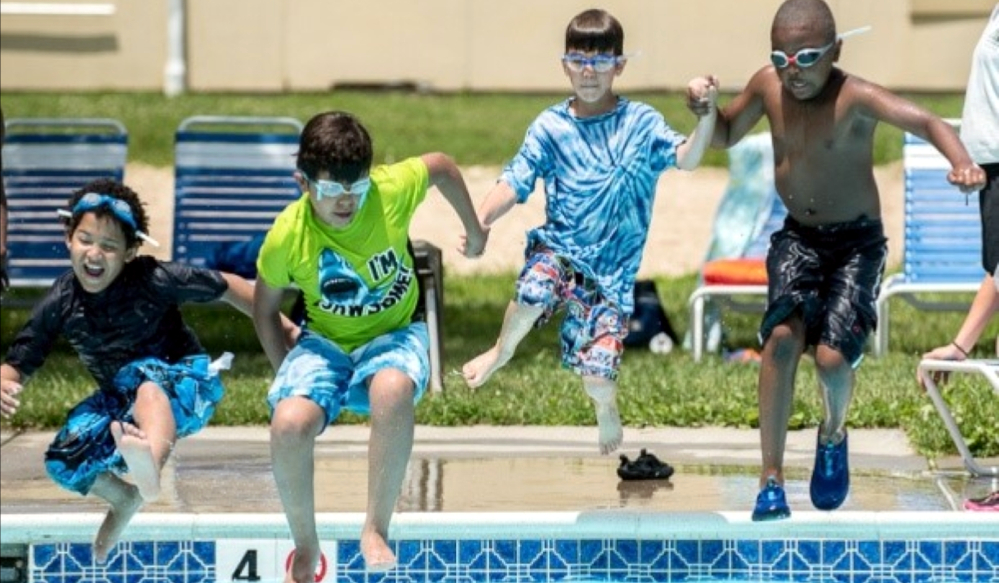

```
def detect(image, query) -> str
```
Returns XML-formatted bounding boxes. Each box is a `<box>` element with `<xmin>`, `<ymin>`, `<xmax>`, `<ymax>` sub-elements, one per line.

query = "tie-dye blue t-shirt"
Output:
<box><xmin>501</xmin><ymin>97</ymin><xmax>686</xmax><ymax>314</ymax></box>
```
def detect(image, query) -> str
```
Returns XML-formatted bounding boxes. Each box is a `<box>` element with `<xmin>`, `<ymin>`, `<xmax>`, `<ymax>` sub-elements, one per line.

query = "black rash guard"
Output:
<box><xmin>4</xmin><ymin>256</ymin><xmax>229</xmax><ymax>390</ymax></box>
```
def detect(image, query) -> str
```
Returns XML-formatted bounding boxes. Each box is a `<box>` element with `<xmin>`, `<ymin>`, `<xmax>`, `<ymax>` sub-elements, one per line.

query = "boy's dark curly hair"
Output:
<box><xmin>64</xmin><ymin>178</ymin><xmax>150</xmax><ymax>249</ymax></box>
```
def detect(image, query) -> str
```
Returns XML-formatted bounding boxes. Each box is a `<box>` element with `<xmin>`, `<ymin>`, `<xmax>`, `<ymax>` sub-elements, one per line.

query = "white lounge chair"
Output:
<box><xmin>917</xmin><ymin>358</ymin><xmax>999</xmax><ymax>477</ymax></box>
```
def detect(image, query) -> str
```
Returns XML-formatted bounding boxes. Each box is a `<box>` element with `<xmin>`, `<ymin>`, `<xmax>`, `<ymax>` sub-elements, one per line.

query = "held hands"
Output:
<box><xmin>947</xmin><ymin>163</ymin><xmax>987</xmax><ymax>193</ymax></box>
<box><xmin>459</xmin><ymin>223</ymin><xmax>489</xmax><ymax>259</ymax></box>
<box><xmin>0</xmin><ymin>379</ymin><xmax>23</xmax><ymax>419</ymax></box>
<box><xmin>687</xmin><ymin>75</ymin><xmax>719</xmax><ymax>118</ymax></box>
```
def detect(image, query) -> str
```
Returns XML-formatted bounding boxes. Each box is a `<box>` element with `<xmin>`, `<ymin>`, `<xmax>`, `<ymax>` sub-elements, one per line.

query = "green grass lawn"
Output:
<box><xmin>0</xmin><ymin>90</ymin><xmax>992</xmax><ymax>462</ymax></box>
<box><xmin>1</xmin><ymin>273</ymin><xmax>996</xmax><ymax>461</ymax></box>
<box><xmin>0</xmin><ymin>90</ymin><xmax>965</xmax><ymax>169</ymax></box>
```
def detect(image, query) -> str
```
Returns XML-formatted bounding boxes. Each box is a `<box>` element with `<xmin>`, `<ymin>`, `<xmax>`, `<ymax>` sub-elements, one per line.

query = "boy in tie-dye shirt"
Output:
<box><xmin>461</xmin><ymin>8</ymin><xmax>718</xmax><ymax>454</ymax></box>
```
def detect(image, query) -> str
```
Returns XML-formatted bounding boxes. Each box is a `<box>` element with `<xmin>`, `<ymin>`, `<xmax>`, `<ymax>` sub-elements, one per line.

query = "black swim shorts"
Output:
<box><xmin>759</xmin><ymin>216</ymin><xmax>888</xmax><ymax>366</ymax></box>
<box><xmin>979</xmin><ymin>162</ymin><xmax>999</xmax><ymax>275</ymax></box>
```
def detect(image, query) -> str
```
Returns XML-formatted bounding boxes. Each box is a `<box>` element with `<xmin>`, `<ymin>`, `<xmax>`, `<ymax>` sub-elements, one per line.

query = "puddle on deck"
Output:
<box><xmin>4</xmin><ymin>452</ymin><xmax>992</xmax><ymax>515</ymax></box>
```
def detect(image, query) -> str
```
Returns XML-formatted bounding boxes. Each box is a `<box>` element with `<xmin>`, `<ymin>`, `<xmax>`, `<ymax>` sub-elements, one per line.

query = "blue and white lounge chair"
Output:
<box><xmin>2</xmin><ymin>117</ymin><xmax>128</xmax><ymax>295</ymax></box>
<box><xmin>171</xmin><ymin>115</ymin><xmax>304</xmax><ymax>268</ymax></box>
<box><xmin>874</xmin><ymin>126</ymin><xmax>983</xmax><ymax>356</ymax></box>
<box><xmin>687</xmin><ymin>133</ymin><xmax>787</xmax><ymax>361</ymax></box>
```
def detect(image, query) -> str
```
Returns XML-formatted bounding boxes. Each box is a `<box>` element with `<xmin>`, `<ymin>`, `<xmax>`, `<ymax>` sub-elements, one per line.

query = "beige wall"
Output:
<box><xmin>0</xmin><ymin>0</ymin><xmax>993</xmax><ymax>93</ymax></box>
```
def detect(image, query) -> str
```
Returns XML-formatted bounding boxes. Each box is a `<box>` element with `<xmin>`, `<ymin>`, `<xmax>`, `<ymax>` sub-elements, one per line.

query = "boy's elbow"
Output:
<box><xmin>424</xmin><ymin>152</ymin><xmax>459</xmax><ymax>181</ymax></box>
<box><xmin>676</xmin><ymin>159</ymin><xmax>699</xmax><ymax>171</ymax></box>
<box><xmin>710</xmin><ymin>135</ymin><xmax>731</xmax><ymax>150</ymax></box>
<box><xmin>674</xmin><ymin>148</ymin><xmax>701</xmax><ymax>171</ymax></box>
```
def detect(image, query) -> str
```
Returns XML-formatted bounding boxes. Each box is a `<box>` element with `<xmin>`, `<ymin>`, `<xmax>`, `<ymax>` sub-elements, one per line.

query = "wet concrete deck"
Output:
<box><xmin>1</xmin><ymin>425</ymin><xmax>996</xmax><ymax>516</ymax></box>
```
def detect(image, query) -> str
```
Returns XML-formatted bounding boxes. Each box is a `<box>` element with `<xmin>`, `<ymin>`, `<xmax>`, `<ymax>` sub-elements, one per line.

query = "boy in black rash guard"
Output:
<box><xmin>0</xmin><ymin>178</ymin><xmax>298</xmax><ymax>562</ymax></box>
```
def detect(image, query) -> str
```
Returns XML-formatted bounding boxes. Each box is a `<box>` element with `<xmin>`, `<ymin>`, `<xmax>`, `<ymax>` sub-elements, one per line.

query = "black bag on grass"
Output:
<box><xmin>623</xmin><ymin>280</ymin><xmax>680</xmax><ymax>352</ymax></box>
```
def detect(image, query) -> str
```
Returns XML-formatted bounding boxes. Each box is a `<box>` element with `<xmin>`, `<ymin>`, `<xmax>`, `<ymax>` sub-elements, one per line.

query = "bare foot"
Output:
<box><xmin>93</xmin><ymin>485</ymin><xmax>142</xmax><ymax>563</ymax></box>
<box><xmin>461</xmin><ymin>346</ymin><xmax>511</xmax><ymax>389</ymax></box>
<box><xmin>111</xmin><ymin>421</ymin><xmax>161</xmax><ymax>501</ymax></box>
<box><xmin>285</xmin><ymin>546</ymin><xmax>319</xmax><ymax>583</ymax></box>
<box><xmin>361</xmin><ymin>531</ymin><xmax>397</xmax><ymax>572</ymax></box>
<box><xmin>596</xmin><ymin>402</ymin><xmax>623</xmax><ymax>455</ymax></box>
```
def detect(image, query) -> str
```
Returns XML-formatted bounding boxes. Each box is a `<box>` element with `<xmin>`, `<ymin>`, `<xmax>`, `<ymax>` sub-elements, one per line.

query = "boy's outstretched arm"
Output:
<box><xmin>708</xmin><ymin>69</ymin><xmax>768</xmax><ymax>149</ymax></box>
<box><xmin>220</xmin><ymin>271</ymin><xmax>299</xmax><ymax>348</ymax></box>
<box><xmin>855</xmin><ymin>81</ymin><xmax>986</xmax><ymax>192</ymax></box>
<box><xmin>422</xmin><ymin>152</ymin><xmax>489</xmax><ymax>258</ymax></box>
<box><xmin>219</xmin><ymin>271</ymin><xmax>257</xmax><ymax>317</ymax></box>
<box><xmin>252</xmin><ymin>280</ymin><xmax>291</xmax><ymax>371</ymax></box>
<box><xmin>477</xmin><ymin>180</ymin><xmax>518</xmax><ymax>232</ymax></box>
<box><xmin>922</xmin><ymin>117</ymin><xmax>985</xmax><ymax>192</ymax></box>
<box><xmin>677</xmin><ymin>76</ymin><xmax>719</xmax><ymax>170</ymax></box>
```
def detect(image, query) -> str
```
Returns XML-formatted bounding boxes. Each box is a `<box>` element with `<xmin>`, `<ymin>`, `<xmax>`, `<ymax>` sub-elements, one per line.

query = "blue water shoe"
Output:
<box><xmin>752</xmin><ymin>476</ymin><xmax>791</xmax><ymax>521</ymax></box>
<box><xmin>810</xmin><ymin>429</ymin><xmax>850</xmax><ymax>511</ymax></box>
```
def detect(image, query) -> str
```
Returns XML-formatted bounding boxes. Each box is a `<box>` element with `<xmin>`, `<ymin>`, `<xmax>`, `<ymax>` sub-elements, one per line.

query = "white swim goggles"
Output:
<box><xmin>301</xmin><ymin>171</ymin><xmax>372</xmax><ymax>201</ymax></box>
<box><xmin>770</xmin><ymin>26</ymin><xmax>871</xmax><ymax>69</ymax></box>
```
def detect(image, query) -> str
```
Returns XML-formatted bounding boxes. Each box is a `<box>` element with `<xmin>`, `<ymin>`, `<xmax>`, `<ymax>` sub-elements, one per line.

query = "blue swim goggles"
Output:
<box><xmin>57</xmin><ymin>192</ymin><xmax>160</xmax><ymax>247</ymax></box>
<box><xmin>561</xmin><ymin>53</ymin><xmax>625</xmax><ymax>73</ymax></box>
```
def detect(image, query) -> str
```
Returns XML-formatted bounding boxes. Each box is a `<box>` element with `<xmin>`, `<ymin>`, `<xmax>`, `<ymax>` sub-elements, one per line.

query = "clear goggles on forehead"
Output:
<box><xmin>302</xmin><ymin>171</ymin><xmax>372</xmax><ymax>200</ymax></box>
<box><xmin>561</xmin><ymin>53</ymin><xmax>625</xmax><ymax>73</ymax></box>
<box><xmin>56</xmin><ymin>192</ymin><xmax>159</xmax><ymax>246</ymax></box>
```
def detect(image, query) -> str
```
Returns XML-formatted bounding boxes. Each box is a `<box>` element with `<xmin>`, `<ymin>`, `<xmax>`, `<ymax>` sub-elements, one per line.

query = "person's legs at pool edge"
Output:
<box><xmin>270</xmin><ymin>396</ymin><xmax>326</xmax><ymax>583</ymax></box>
<box><xmin>753</xmin><ymin>313</ymin><xmax>805</xmax><ymax>521</ymax></box>
<box><xmin>361</xmin><ymin>367</ymin><xmax>417</xmax><ymax>571</ymax></box>
<box><xmin>810</xmin><ymin>344</ymin><xmax>853</xmax><ymax>511</ymax></box>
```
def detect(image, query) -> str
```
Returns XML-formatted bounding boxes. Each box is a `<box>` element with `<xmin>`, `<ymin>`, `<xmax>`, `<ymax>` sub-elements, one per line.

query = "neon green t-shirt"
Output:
<box><xmin>257</xmin><ymin>157</ymin><xmax>429</xmax><ymax>352</ymax></box>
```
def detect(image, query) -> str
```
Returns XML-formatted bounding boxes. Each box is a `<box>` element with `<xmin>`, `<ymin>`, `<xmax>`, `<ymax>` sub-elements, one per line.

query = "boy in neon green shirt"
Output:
<box><xmin>253</xmin><ymin>111</ymin><xmax>486</xmax><ymax>579</ymax></box>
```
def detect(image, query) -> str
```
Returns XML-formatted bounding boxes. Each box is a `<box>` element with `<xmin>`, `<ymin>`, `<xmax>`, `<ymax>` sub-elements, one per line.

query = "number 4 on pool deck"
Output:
<box><xmin>216</xmin><ymin>539</ymin><xmax>337</xmax><ymax>582</ymax></box>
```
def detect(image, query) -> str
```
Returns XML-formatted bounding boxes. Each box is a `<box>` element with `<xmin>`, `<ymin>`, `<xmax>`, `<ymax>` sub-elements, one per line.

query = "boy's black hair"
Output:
<box><xmin>565</xmin><ymin>9</ymin><xmax>624</xmax><ymax>56</ymax></box>
<box><xmin>297</xmin><ymin>111</ymin><xmax>374</xmax><ymax>183</ymax></box>
<box><xmin>65</xmin><ymin>178</ymin><xmax>149</xmax><ymax>249</ymax></box>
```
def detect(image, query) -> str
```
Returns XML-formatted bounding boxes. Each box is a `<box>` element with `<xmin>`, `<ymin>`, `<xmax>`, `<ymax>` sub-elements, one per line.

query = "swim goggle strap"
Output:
<box><xmin>770</xmin><ymin>25</ymin><xmax>872</xmax><ymax>69</ymax></box>
<box><xmin>56</xmin><ymin>192</ymin><xmax>160</xmax><ymax>247</ymax></box>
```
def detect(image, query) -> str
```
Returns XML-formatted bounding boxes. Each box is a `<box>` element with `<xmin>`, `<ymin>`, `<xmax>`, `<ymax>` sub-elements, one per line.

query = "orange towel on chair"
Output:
<box><xmin>703</xmin><ymin>258</ymin><xmax>768</xmax><ymax>285</ymax></box>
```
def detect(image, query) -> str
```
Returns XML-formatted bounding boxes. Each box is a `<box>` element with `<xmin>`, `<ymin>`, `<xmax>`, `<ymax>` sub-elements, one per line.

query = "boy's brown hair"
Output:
<box><xmin>565</xmin><ymin>9</ymin><xmax>624</xmax><ymax>56</ymax></box>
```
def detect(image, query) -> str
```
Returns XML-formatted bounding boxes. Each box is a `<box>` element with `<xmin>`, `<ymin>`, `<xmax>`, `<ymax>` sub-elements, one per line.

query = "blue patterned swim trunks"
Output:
<box><xmin>44</xmin><ymin>354</ymin><xmax>227</xmax><ymax>495</ymax></box>
<box><xmin>267</xmin><ymin>324</ymin><xmax>430</xmax><ymax>427</ymax></box>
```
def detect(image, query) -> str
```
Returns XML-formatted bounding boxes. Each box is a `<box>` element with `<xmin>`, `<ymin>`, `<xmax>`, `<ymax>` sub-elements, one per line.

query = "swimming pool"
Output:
<box><xmin>2</xmin><ymin>511</ymin><xmax>996</xmax><ymax>583</ymax></box>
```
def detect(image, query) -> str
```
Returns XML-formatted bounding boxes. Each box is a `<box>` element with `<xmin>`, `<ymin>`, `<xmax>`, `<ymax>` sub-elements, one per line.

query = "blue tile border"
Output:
<box><xmin>29</xmin><ymin>538</ymin><xmax>999</xmax><ymax>583</ymax></box>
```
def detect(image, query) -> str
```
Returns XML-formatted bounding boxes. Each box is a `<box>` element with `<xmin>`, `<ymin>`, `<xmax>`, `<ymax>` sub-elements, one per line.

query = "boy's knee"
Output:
<box><xmin>814</xmin><ymin>346</ymin><xmax>849</xmax><ymax>375</ymax></box>
<box><xmin>766</xmin><ymin>325</ymin><xmax>803</xmax><ymax>361</ymax></box>
<box><xmin>368</xmin><ymin>370</ymin><xmax>416</xmax><ymax>407</ymax></box>
<box><xmin>270</xmin><ymin>403</ymin><xmax>323</xmax><ymax>444</ymax></box>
